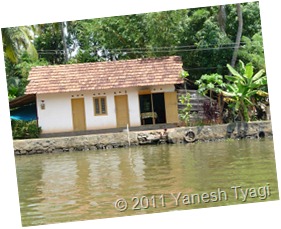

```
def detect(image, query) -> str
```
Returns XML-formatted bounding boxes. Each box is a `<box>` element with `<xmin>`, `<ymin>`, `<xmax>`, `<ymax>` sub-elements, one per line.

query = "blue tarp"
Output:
<box><xmin>10</xmin><ymin>103</ymin><xmax>37</xmax><ymax>121</ymax></box>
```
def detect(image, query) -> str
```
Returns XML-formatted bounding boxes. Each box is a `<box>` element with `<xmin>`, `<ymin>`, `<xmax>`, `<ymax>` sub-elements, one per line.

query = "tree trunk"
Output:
<box><xmin>61</xmin><ymin>22</ymin><xmax>68</xmax><ymax>63</ymax></box>
<box><xmin>231</xmin><ymin>4</ymin><xmax>243</xmax><ymax>67</ymax></box>
<box><xmin>218</xmin><ymin>5</ymin><xmax>227</xmax><ymax>33</ymax></box>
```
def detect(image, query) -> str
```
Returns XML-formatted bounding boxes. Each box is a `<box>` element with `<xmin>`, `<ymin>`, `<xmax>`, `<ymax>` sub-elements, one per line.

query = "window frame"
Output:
<box><xmin>93</xmin><ymin>96</ymin><xmax>108</xmax><ymax>116</ymax></box>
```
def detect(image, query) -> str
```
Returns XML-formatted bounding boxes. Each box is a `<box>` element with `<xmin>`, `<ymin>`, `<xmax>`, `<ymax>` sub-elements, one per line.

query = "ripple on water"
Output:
<box><xmin>15</xmin><ymin>138</ymin><xmax>279</xmax><ymax>226</ymax></box>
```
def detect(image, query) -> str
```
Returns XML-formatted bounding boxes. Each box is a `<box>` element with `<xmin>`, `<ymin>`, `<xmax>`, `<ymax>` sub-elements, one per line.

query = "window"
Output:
<box><xmin>93</xmin><ymin>97</ymin><xmax>107</xmax><ymax>115</ymax></box>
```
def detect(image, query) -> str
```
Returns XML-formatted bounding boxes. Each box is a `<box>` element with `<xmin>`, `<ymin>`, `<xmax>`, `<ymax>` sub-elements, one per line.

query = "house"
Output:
<box><xmin>25</xmin><ymin>56</ymin><xmax>184</xmax><ymax>134</ymax></box>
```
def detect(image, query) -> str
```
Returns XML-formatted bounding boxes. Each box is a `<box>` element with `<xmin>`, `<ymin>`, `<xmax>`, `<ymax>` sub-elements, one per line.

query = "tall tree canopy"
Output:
<box><xmin>3</xmin><ymin>2</ymin><xmax>264</xmax><ymax>99</ymax></box>
<box><xmin>68</xmin><ymin>2</ymin><xmax>263</xmax><ymax>79</ymax></box>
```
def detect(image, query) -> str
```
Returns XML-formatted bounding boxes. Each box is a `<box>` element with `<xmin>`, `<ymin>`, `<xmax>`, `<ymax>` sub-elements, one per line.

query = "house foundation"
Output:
<box><xmin>13</xmin><ymin>121</ymin><xmax>273</xmax><ymax>155</ymax></box>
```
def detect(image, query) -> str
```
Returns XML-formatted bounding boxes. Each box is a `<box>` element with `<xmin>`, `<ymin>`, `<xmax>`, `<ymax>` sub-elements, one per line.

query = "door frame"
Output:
<box><xmin>164</xmin><ymin>91</ymin><xmax>179</xmax><ymax>124</ymax></box>
<box><xmin>114</xmin><ymin>95</ymin><xmax>130</xmax><ymax>128</ymax></box>
<box><xmin>71</xmin><ymin>98</ymin><xmax>86</xmax><ymax>131</ymax></box>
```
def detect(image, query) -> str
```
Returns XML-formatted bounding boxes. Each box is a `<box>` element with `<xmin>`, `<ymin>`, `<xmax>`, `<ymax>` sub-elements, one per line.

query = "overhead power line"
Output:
<box><xmin>36</xmin><ymin>42</ymin><xmax>263</xmax><ymax>55</ymax></box>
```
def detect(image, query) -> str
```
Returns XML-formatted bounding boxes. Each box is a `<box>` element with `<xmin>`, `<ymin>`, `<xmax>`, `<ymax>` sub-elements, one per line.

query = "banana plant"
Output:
<box><xmin>222</xmin><ymin>60</ymin><xmax>268</xmax><ymax>122</ymax></box>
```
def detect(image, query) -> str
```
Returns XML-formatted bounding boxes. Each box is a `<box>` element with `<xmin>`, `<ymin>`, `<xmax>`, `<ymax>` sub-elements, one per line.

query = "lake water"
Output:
<box><xmin>15</xmin><ymin>138</ymin><xmax>279</xmax><ymax>227</ymax></box>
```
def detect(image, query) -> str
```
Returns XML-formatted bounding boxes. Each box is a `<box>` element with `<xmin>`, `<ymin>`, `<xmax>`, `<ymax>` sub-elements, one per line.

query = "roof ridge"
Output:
<box><xmin>31</xmin><ymin>55</ymin><xmax>182</xmax><ymax>69</ymax></box>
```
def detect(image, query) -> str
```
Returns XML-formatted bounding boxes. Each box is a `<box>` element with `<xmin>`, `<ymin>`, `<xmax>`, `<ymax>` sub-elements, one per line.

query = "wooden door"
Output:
<box><xmin>115</xmin><ymin>95</ymin><xmax>130</xmax><ymax>128</ymax></box>
<box><xmin>164</xmin><ymin>92</ymin><xmax>179</xmax><ymax>124</ymax></box>
<box><xmin>71</xmin><ymin>98</ymin><xmax>86</xmax><ymax>131</ymax></box>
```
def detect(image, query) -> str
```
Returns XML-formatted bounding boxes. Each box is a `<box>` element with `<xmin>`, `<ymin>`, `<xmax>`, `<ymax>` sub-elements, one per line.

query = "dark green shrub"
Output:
<box><xmin>11</xmin><ymin>120</ymin><xmax>41</xmax><ymax>139</ymax></box>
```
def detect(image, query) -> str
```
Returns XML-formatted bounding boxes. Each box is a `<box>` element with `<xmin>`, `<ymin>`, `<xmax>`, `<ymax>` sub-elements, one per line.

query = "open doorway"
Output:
<box><xmin>139</xmin><ymin>93</ymin><xmax>166</xmax><ymax>125</ymax></box>
<box><xmin>153</xmin><ymin>93</ymin><xmax>166</xmax><ymax>123</ymax></box>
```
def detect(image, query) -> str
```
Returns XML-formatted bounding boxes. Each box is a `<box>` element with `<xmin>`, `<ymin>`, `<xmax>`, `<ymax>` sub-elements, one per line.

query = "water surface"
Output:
<box><xmin>15</xmin><ymin>138</ymin><xmax>279</xmax><ymax>226</ymax></box>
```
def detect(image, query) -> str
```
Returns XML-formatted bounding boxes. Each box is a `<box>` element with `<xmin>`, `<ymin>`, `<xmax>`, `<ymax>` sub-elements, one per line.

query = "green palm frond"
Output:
<box><xmin>2</xmin><ymin>26</ymin><xmax>38</xmax><ymax>63</ymax></box>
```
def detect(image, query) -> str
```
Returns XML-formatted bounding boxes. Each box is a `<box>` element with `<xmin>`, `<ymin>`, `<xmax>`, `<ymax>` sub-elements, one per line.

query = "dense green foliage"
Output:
<box><xmin>11</xmin><ymin>120</ymin><xmax>41</xmax><ymax>139</ymax></box>
<box><xmin>196</xmin><ymin>60</ymin><xmax>268</xmax><ymax>122</ymax></box>
<box><xmin>239</xmin><ymin>33</ymin><xmax>265</xmax><ymax>70</ymax></box>
<box><xmin>5</xmin><ymin>53</ymin><xmax>48</xmax><ymax>100</ymax></box>
<box><xmin>35</xmin><ymin>23</ymin><xmax>67</xmax><ymax>64</ymax></box>
<box><xmin>2</xmin><ymin>2</ymin><xmax>264</xmax><ymax>99</ymax></box>
<box><xmin>67</xmin><ymin>2</ymin><xmax>263</xmax><ymax>80</ymax></box>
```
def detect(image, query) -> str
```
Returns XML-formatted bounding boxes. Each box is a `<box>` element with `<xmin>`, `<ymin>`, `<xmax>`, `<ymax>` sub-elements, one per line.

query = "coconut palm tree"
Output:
<box><xmin>217</xmin><ymin>4</ymin><xmax>244</xmax><ymax>68</ymax></box>
<box><xmin>218</xmin><ymin>5</ymin><xmax>227</xmax><ymax>33</ymax></box>
<box><xmin>1</xmin><ymin>26</ymin><xmax>38</xmax><ymax>63</ymax></box>
<box><xmin>231</xmin><ymin>3</ymin><xmax>243</xmax><ymax>67</ymax></box>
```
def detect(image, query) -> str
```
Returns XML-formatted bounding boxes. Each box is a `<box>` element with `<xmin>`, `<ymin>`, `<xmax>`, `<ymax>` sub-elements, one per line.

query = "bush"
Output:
<box><xmin>203</xmin><ymin>100</ymin><xmax>221</xmax><ymax>124</ymax></box>
<box><xmin>11</xmin><ymin>120</ymin><xmax>41</xmax><ymax>139</ymax></box>
<box><xmin>179</xmin><ymin>93</ymin><xmax>192</xmax><ymax>126</ymax></box>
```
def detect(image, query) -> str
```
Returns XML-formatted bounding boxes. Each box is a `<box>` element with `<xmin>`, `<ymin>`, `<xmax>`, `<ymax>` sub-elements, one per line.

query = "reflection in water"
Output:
<box><xmin>87</xmin><ymin>152</ymin><xmax>122</xmax><ymax>191</ymax></box>
<box><xmin>128</xmin><ymin>148</ymin><xmax>145</xmax><ymax>184</ymax></box>
<box><xmin>15</xmin><ymin>138</ymin><xmax>279</xmax><ymax>226</ymax></box>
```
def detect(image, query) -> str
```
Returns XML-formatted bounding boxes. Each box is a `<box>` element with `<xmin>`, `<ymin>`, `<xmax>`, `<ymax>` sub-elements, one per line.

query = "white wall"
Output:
<box><xmin>84</xmin><ymin>88</ymin><xmax>141</xmax><ymax>129</ymax></box>
<box><xmin>84</xmin><ymin>90</ymin><xmax>117</xmax><ymax>130</ymax></box>
<box><xmin>37</xmin><ymin>85</ymin><xmax>175</xmax><ymax>134</ymax></box>
<box><xmin>37</xmin><ymin>93</ymin><xmax>73</xmax><ymax>133</ymax></box>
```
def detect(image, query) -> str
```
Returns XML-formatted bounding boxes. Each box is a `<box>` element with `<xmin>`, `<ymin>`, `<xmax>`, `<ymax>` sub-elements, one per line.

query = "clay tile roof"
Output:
<box><xmin>25</xmin><ymin>56</ymin><xmax>184</xmax><ymax>94</ymax></box>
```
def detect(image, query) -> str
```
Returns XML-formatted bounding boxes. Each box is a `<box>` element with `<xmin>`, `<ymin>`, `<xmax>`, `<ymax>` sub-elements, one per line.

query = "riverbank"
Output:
<box><xmin>13</xmin><ymin>121</ymin><xmax>272</xmax><ymax>155</ymax></box>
